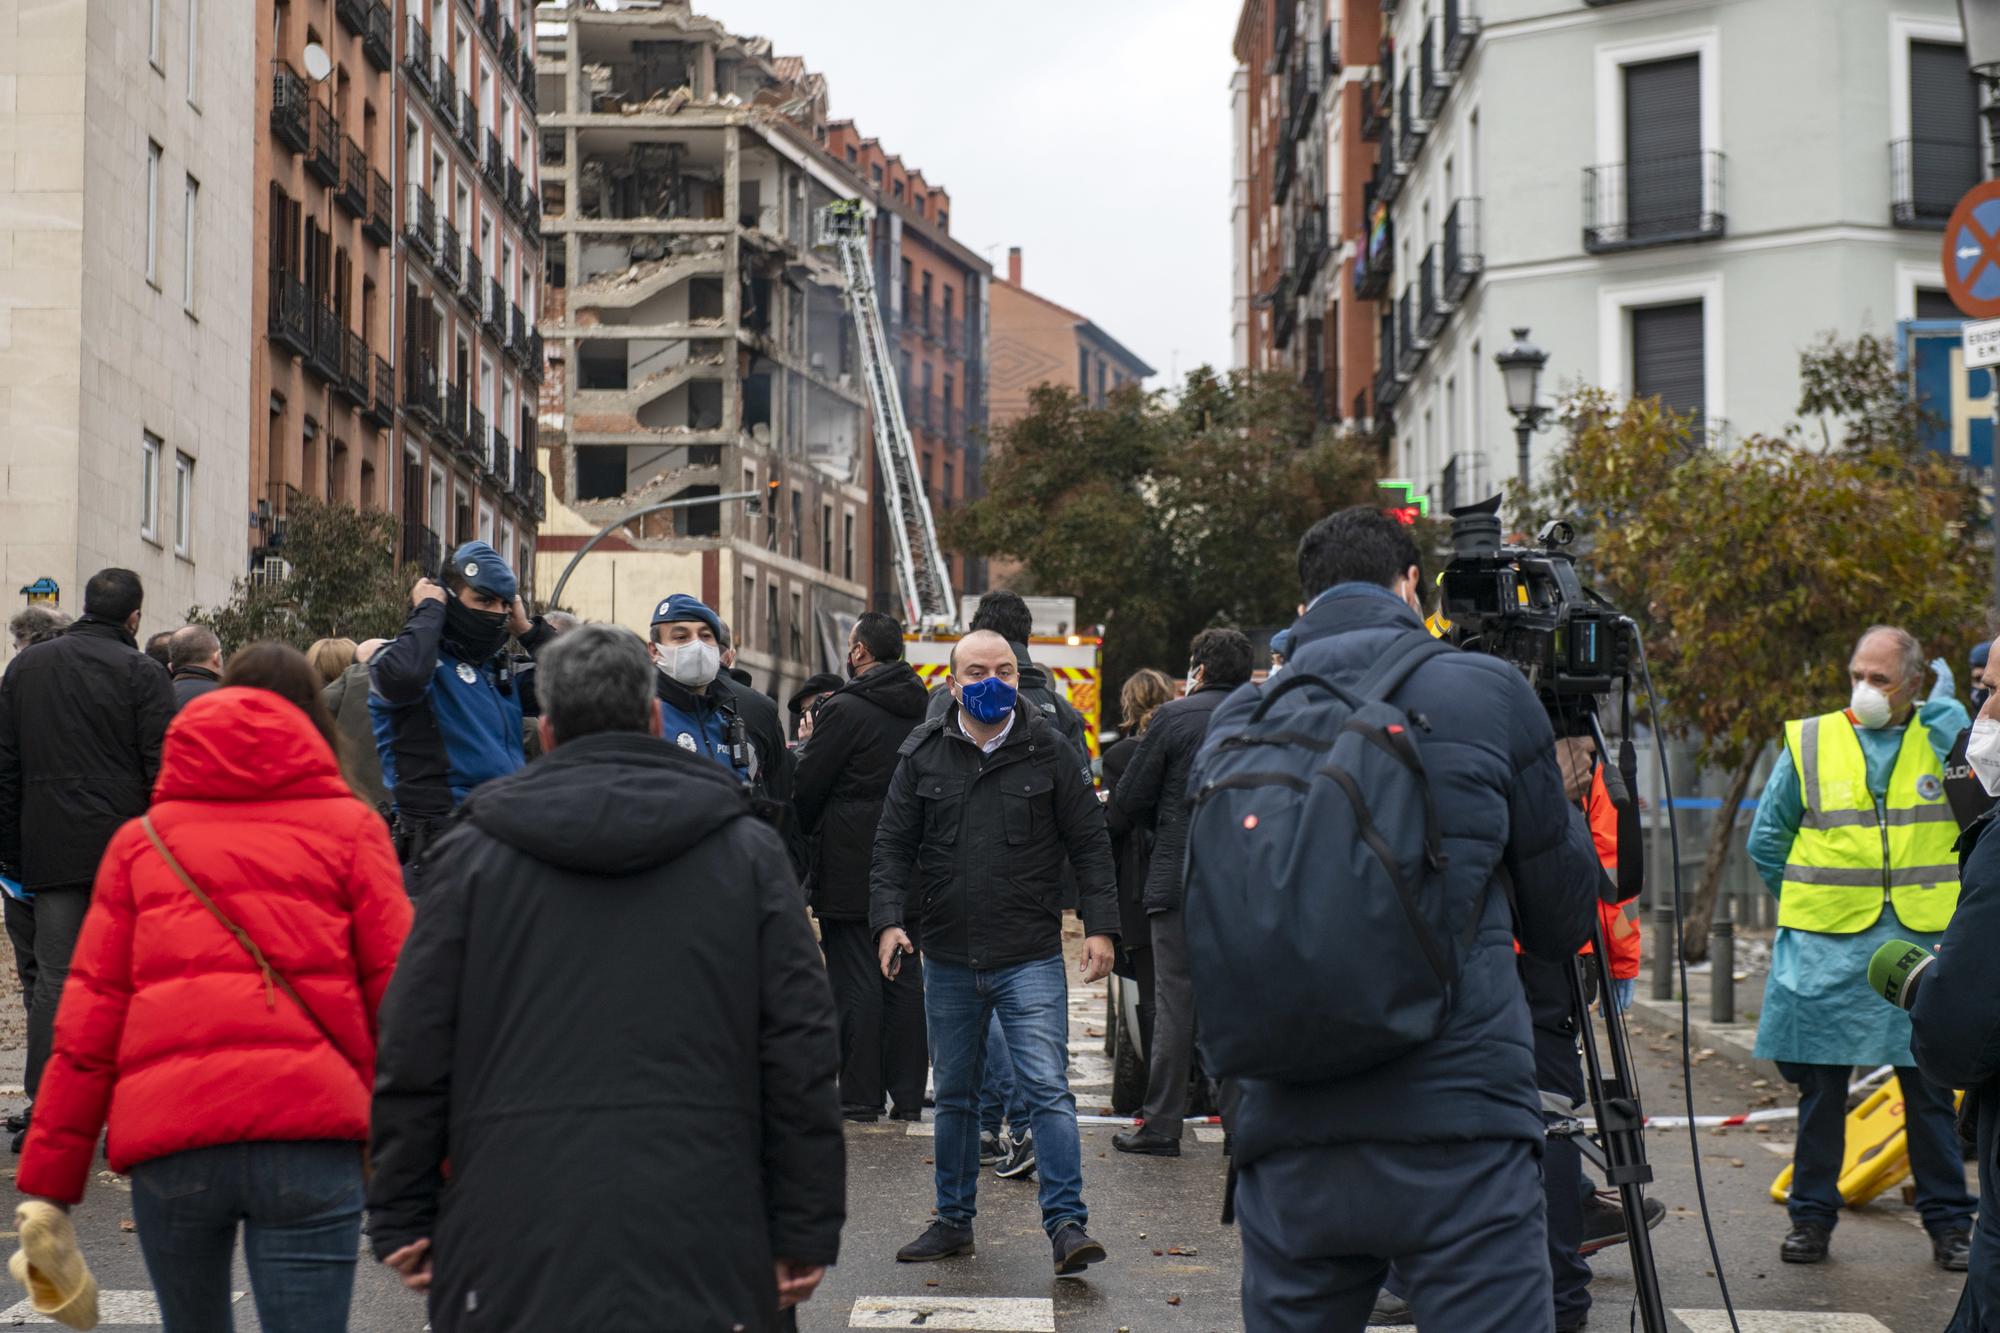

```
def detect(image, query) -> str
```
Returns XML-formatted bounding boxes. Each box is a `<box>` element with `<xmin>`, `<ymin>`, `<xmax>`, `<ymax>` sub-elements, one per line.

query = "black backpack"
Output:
<box><xmin>1185</xmin><ymin>632</ymin><xmax>1486</xmax><ymax>1084</ymax></box>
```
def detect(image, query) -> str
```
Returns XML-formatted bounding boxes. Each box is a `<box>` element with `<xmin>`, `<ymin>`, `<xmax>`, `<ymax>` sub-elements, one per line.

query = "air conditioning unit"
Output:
<box><xmin>249</xmin><ymin>556</ymin><xmax>293</xmax><ymax>589</ymax></box>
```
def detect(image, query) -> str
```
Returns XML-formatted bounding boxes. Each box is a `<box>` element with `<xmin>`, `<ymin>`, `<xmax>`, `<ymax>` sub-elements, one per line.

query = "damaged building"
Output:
<box><xmin>533</xmin><ymin>0</ymin><xmax>871</xmax><ymax>698</ymax></box>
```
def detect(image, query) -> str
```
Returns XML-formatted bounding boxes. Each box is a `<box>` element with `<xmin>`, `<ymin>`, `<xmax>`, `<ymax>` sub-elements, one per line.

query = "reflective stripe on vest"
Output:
<box><xmin>1779</xmin><ymin>711</ymin><xmax>1960</xmax><ymax>934</ymax></box>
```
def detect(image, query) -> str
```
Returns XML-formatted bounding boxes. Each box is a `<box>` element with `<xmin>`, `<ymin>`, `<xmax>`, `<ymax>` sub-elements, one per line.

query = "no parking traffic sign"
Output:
<box><xmin>1945</xmin><ymin>180</ymin><xmax>2000</xmax><ymax>319</ymax></box>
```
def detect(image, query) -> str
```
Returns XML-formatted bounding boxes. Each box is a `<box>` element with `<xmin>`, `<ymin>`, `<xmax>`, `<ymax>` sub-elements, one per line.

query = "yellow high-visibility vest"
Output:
<box><xmin>1778</xmin><ymin>711</ymin><xmax>1960</xmax><ymax>934</ymax></box>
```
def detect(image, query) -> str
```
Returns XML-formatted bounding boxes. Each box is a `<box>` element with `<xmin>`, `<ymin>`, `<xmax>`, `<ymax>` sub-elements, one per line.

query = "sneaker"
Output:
<box><xmin>994</xmin><ymin>1129</ymin><xmax>1036</xmax><ymax>1180</ymax></box>
<box><xmin>1051</xmin><ymin>1222</ymin><xmax>1106</xmax><ymax>1275</ymax></box>
<box><xmin>1367</xmin><ymin>1291</ymin><xmax>1412</xmax><ymax>1326</ymax></box>
<box><xmin>895</xmin><ymin>1220</ymin><xmax>975</xmax><ymax>1263</ymax></box>
<box><xmin>1780</xmin><ymin>1222</ymin><xmax>1831</xmax><ymax>1264</ymax></box>
<box><xmin>1579</xmin><ymin>1189</ymin><xmax>1667</xmax><ymax>1255</ymax></box>
<box><xmin>1111</xmin><ymin>1127</ymin><xmax>1182</xmax><ymax>1157</ymax></box>
<box><xmin>1933</xmin><ymin>1226</ymin><xmax>1972</xmax><ymax>1272</ymax></box>
<box><xmin>979</xmin><ymin>1131</ymin><xmax>1004</xmax><ymax>1165</ymax></box>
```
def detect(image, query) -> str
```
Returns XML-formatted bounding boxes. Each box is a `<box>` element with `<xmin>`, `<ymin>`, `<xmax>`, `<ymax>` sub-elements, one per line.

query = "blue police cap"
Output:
<box><xmin>450</xmin><ymin>542</ymin><xmax>517</xmax><ymax>603</ymax></box>
<box><xmin>651</xmin><ymin>592</ymin><xmax>723</xmax><ymax>641</ymax></box>
<box><xmin>1975</xmin><ymin>640</ymin><xmax>1991</xmax><ymax>671</ymax></box>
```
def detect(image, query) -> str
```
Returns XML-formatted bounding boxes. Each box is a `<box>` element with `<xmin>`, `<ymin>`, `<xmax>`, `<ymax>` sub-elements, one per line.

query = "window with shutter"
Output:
<box><xmin>1909</xmin><ymin>42</ymin><xmax>1980</xmax><ymax>223</ymax></box>
<box><xmin>1916</xmin><ymin>288</ymin><xmax>1960</xmax><ymax>321</ymax></box>
<box><xmin>1624</xmin><ymin>56</ymin><xmax>1701</xmax><ymax>243</ymax></box>
<box><xmin>1632</xmin><ymin>302</ymin><xmax>1705</xmax><ymax>437</ymax></box>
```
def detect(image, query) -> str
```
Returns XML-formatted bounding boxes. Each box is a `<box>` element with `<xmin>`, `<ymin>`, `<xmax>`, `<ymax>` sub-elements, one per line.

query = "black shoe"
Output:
<box><xmin>896</xmin><ymin>1221</ymin><xmax>975</xmax><ymax>1263</ymax></box>
<box><xmin>4</xmin><ymin>1109</ymin><xmax>27</xmax><ymax>1135</ymax></box>
<box><xmin>7</xmin><ymin>1108</ymin><xmax>27</xmax><ymax>1153</ymax></box>
<box><xmin>1367</xmin><ymin>1291</ymin><xmax>1412</xmax><ymax>1326</ymax></box>
<box><xmin>1579</xmin><ymin>1189</ymin><xmax>1667</xmax><ymax>1255</ymax></box>
<box><xmin>889</xmin><ymin>1106</ymin><xmax>924</xmax><ymax>1123</ymax></box>
<box><xmin>1934</xmin><ymin>1226</ymin><xmax>1972</xmax><ymax>1272</ymax></box>
<box><xmin>1556</xmin><ymin>1315</ymin><xmax>1589</xmax><ymax>1333</ymax></box>
<box><xmin>841</xmin><ymin>1109</ymin><xmax>881</xmax><ymax>1124</ymax></box>
<box><xmin>1051</xmin><ymin>1223</ymin><xmax>1106</xmax><ymax>1275</ymax></box>
<box><xmin>1111</xmin><ymin>1127</ymin><xmax>1182</xmax><ymax>1157</ymax></box>
<box><xmin>979</xmin><ymin>1131</ymin><xmax>1004</xmax><ymax>1165</ymax></box>
<box><xmin>1781</xmin><ymin>1222</ymin><xmax>1831</xmax><ymax>1264</ymax></box>
<box><xmin>994</xmin><ymin>1129</ymin><xmax>1036</xmax><ymax>1180</ymax></box>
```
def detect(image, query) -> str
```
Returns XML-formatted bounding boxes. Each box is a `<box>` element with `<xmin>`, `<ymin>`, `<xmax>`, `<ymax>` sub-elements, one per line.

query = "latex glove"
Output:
<box><xmin>1929</xmin><ymin>657</ymin><xmax>1957</xmax><ymax>704</ymax></box>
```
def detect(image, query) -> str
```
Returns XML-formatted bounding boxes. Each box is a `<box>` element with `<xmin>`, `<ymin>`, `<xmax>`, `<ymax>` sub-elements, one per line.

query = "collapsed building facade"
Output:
<box><xmin>533</xmin><ymin>1</ymin><xmax>871</xmax><ymax>698</ymax></box>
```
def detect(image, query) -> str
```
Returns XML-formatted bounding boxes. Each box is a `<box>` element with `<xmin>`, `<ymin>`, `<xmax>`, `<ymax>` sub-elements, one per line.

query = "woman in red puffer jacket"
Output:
<box><xmin>18</xmin><ymin>644</ymin><xmax>412</xmax><ymax>1333</ymax></box>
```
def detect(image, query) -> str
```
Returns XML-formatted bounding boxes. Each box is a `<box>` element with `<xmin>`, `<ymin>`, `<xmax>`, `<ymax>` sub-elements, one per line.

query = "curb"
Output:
<box><xmin>1624</xmin><ymin>995</ymin><xmax>1781</xmax><ymax>1083</ymax></box>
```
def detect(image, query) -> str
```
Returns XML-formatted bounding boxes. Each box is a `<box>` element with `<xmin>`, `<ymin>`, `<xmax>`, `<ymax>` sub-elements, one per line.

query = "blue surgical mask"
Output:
<box><xmin>958</xmin><ymin>676</ymin><xmax>1018</xmax><ymax>725</ymax></box>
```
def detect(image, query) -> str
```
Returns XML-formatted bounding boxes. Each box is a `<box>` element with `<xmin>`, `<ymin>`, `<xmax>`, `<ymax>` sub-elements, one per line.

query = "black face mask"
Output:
<box><xmin>1976</xmin><ymin>687</ymin><xmax>1992</xmax><ymax>714</ymax></box>
<box><xmin>443</xmin><ymin>599</ymin><xmax>510</xmax><ymax>663</ymax></box>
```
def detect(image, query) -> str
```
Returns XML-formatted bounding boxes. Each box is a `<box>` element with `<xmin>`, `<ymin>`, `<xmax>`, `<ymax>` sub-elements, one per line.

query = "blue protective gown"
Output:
<box><xmin>1747</xmin><ymin>692</ymin><xmax>1969</xmax><ymax>1067</ymax></box>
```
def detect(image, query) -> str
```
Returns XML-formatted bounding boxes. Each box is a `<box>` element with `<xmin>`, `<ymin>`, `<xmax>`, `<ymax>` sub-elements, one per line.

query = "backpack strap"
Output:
<box><xmin>1353</xmin><ymin>631</ymin><xmax>1453</xmax><ymax>705</ymax></box>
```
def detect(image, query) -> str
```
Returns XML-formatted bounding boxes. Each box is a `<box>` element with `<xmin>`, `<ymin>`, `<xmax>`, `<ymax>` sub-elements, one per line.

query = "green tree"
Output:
<box><xmin>189</xmin><ymin>496</ymin><xmax>422</xmax><ymax>652</ymax></box>
<box><xmin>1535</xmin><ymin>336</ymin><xmax>1982</xmax><ymax>959</ymax></box>
<box><xmin>946</xmin><ymin>370</ymin><xmax>1385</xmax><ymax>706</ymax></box>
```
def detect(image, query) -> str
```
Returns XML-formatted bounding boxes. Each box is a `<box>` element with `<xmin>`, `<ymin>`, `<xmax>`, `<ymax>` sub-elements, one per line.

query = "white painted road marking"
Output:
<box><xmin>1195</xmin><ymin>1125</ymin><xmax>1227</xmax><ymax>1143</ymax></box>
<box><xmin>850</xmin><ymin>1295</ymin><xmax>1056</xmax><ymax>1330</ymax></box>
<box><xmin>2</xmin><ymin>1290</ymin><xmax>243</xmax><ymax>1324</ymax></box>
<box><xmin>1676</xmin><ymin>1314</ymin><xmax>1892</xmax><ymax>1332</ymax></box>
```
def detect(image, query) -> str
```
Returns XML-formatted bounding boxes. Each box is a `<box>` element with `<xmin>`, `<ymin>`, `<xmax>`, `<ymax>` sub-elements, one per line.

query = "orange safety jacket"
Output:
<box><xmin>1585</xmin><ymin>767</ymin><xmax>1642</xmax><ymax>980</ymax></box>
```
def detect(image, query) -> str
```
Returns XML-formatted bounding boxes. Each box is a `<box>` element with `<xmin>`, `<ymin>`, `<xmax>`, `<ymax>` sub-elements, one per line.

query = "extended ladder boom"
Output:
<box><xmin>817</xmin><ymin>201</ymin><xmax>957</xmax><ymax>630</ymax></box>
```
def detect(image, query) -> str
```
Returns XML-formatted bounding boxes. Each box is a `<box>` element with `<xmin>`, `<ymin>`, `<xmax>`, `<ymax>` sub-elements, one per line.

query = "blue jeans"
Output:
<box><xmin>926</xmin><ymin>956</ymin><xmax>1086</xmax><ymax>1238</ymax></box>
<box><xmin>1779</xmin><ymin>1062</ymin><xmax>1974</xmax><ymax>1234</ymax></box>
<box><xmin>978</xmin><ymin>1013</ymin><xmax>1028</xmax><ymax>1138</ymax></box>
<box><xmin>128</xmin><ymin>1140</ymin><xmax>364</xmax><ymax>1333</ymax></box>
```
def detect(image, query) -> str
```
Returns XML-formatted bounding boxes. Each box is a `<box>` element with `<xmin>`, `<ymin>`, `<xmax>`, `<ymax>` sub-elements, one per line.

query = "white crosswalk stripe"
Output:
<box><xmin>849</xmin><ymin>1295</ymin><xmax>1055</xmax><ymax>1330</ymax></box>
<box><xmin>1</xmin><ymin>1290</ymin><xmax>244</xmax><ymax>1325</ymax></box>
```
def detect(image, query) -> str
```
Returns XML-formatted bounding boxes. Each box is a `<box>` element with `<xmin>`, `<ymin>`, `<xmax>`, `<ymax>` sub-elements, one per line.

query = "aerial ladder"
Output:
<box><xmin>817</xmin><ymin>200</ymin><xmax>958</xmax><ymax>630</ymax></box>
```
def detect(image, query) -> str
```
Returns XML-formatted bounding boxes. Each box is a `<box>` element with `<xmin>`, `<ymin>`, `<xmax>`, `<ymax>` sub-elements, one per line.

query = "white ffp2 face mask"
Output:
<box><xmin>1968</xmin><ymin>718</ymin><xmax>2000</xmax><ymax>797</ymax></box>
<box><xmin>658</xmin><ymin>639</ymin><xmax>721</xmax><ymax>689</ymax></box>
<box><xmin>1849</xmin><ymin>682</ymin><xmax>1893</xmax><ymax>730</ymax></box>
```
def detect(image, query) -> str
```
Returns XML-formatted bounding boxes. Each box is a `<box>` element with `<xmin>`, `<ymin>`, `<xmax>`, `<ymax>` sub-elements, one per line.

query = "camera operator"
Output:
<box><xmin>1746</xmin><ymin>625</ymin><xmax>1972</xmax><ymax>1270</ymax></box>
<box><xmin>1227</xmin><ymin>506</ymin><xmax>1602</xmax><ymax>1333</ymax></box>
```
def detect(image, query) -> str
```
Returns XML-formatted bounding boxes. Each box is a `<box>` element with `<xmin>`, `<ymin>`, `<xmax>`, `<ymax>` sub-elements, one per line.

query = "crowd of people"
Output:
<box><xmin>0</xmin><ymin>516</ymin><xmax>1997</xmax><ymax>1332</ymax></box>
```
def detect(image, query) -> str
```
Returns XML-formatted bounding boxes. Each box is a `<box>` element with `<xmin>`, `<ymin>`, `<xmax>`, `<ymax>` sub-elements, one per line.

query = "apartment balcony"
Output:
<box><xmin>489</xmin><ymin>428</ymin><xmax>510</xmax><ymax>485</ymax></box>
<box><xmin>1419</xmin><ymin>22</ymin><xmax>1446</xmax><ymax>120</ymax></box>
<box><xmin>469</xmin><ymin>406</ymin><xmax>488</xmax><ymax>471</ymax></box>
<box><xmin>431</xmin><ymin>57</ymin><xmax>458</xmax><ymax>128</ymax></box>
<box><xmin>1324</xmin><ymin>20</ymin><xmax>1341</xmax><ymax>78</ymax></box>
<box><xmin>1275</xmin><ymin>146</ymin><xmax>1297</xmax><ymax>204</ymax></box>
<box><xmin>1355</xmin><ymin>213</ymin><xmax>1393</xmax><ymax>300</ymax></box>
<box><xmin>364</xmin><ymin>356</ymin><xmax>395</xmax><ymax>429</ymax></box>
<box><xmin>1360</xmin><ymin>79</ymin><xmax>1388</xmax><ymax>143</ymax></box>
<box><xmin>363</xmin><ymin>170</ymin><xmax>393</xmax><ymax>246</ymax></box>
<box><xmin>459</xmin><ymin>251</ymin><xmax>485</xmax><ymax>316</ymax></box>
<box><xmin>514</xmin><ymin>447</ymin><xmax>535</xmax><ymax>503</ymax></box>
<box><xmin>1443</xmin><ymin>0</ymin><xmax>1480</xmax><ymax>70</ymax></box>
<box><xmin>505</xmin><ymin>161</ymin><xmax>525</xmax><ymax>220</ymax></box>
<box><xmin>527</xmin><ymin>471</ymin><xmax>545</xmax><ymax>523</ymax></box>
<box><xmin>438</xmin><ymin>218</ymin><xmax>462</xmax><ymax>285</ymax></box>
<box><xmin>1397</xmin><ymin>77</ymin><xmax>1428</xmax><ymax>169</ymax></box>
<box><xmin>943</xmin><ymin>321</ymin><xmax>961</xmax><ymax>356</ymax></box>
<box><xmin>484</xmin><ymin>277</ymin><xmax>506</xmax><ymax>337</ymax></box>
<box><xmin>1376</xmin><ymin>138</ymin><xmax>1404</xmax><ymax>205</ymax></box>
<box><xmin>335</xmin><ymin>138</ymin><xmax>368</xmax><ymax>216</ymax></box>
<box><xmin>480</xmin><ymin>0</ymin><xmax>499</xmax><ymax>41</ymax></box>
<box><xmin>336</xmin><ymin>0</ymin><xmax>369</xmax><ymax>39</ymax></box>
<box><xmin>308</xmin><ymin>301</ymin><xmax>343</xmax><ymax>382</ymax></box>
<box><xmin>1892</xmin><ymin>137</ymin><xmax>1979</xmax><ymax>229</ymax></box>
<box><xmin>267</xmin><ymin>268</ymin><xmax>312</xmax><ymax>360</ymax></box>
<box><xmin>1284</xmin><ymin>51</ymin><xmax>1319</xmax><ymax>146</ymax></box>
<box><xmin>404</xmin><ymin>185</ymin><xmax>436</xmax><ymax>262</ymax></box>
<box><xmin>441</xmin><ymin>381</ymin><xmax>469</xmax><ymax>451</ymax></box>
<box><xmin>1374</xmin><ymin>316</ymin><xmax>1403</xmax><ymax>410</ymax></box>
<box><xmin>483</xmin><ymin>132</ymin><xmax>506</xmax><ymax>190</ymax></box>
<box><xmin>338</xmin><ymin>331</ymin><xmax>370</xmax><ymax>407</ymax></box>
<box><xmin>523</xmin><ymin>190</ymin><xmax>542</xmax><ymax>244</ymax></box>
<box><xmin>1273</xmin><ymin>0</ymin><xmax>1295</xmax><ymax>61</ymax></box>
<box><xmin>362</xmin><ymin>1</ymin><xmax>392</xmax><ymax>71</ymax></box>
<box><xmin>1418</xmin><ymin>246</ymin><xmax>1448</xmax><ymax>340</ymax></box>
<box><xmin>1395</xmin><ymin>289</ymin><xmax>1423</xmax><ymax>375</ymax></box>
<box><xmin>459</xmin><ymin>93</ymin><xmax>481</xmax><ymax>155</ymax></box>
<box><xmin>1443</xmin><ymin>197</ymin><xmax>1482</xmax><ymax>302</ymax></box>
<box><xmin>1273</xmin><ymin>272</ymin><xmax>1298</xmax><ymax>350</ymax></box>
<box><xmin>500</xmin><ymin>20</ymin><xmax>519</xmax><ymax>75</ymax></box>
<box><xmin>271</xmin><ymin>62</ymin><xmax>310</xmax><ymax>155</ymax></box>
<box><xmin>307</xmin><ymin>103</ymin><xmax>340</xmax><ymax>186</ymax></box>
<box><xmin>403</xmin><ymin>14</ymin><xmax>433</xmax><ymax>94</ymax></box>
<box><xmin>524</xmin><ymin>331</ymin><xmax>544</xmax><ymax>383</ymax></box>
<box><xmin>402</xmin><ymin>520</ymin><xmax>442</xmax><ymax>573</ymax></box>
<box><xmin>1295</xmin><ymin>211</ymin><xmax>1328</xmax><ymax>286</ymax></box>
<box><xmin>521</xmin><ymin>53</ymin><xmax>538</xmax><ymax>112</ymax></box>
<box><xmin>1583</xmin><ymin>149</ymin><xmax>1726</xmax><ymax>253</ymax></box>
<box><xmin>508</xmin><ymin>305</ymin><xmax>529</xmax><ymax>365</ymax></box>
<box><xmin>404</xmin><ymin>353</ymin><xmax>440</xmax><ymax>427</ymax></box>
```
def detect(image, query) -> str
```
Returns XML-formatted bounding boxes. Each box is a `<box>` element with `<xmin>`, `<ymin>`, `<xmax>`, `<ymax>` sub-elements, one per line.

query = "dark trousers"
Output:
<box><xmin>130</xmin><ymin>1140</ymin><xmax>364</xmax><ymax>1333</ymax></box>
<box><xmin>1238</xmin><ymin>1138</ymin><xmax>1553</xmax><ymax>1332</ymax></box>
<box><xmin>821</xmin><ymin>919</ymin><xmax>927</xmax><ymax>1117</ymax></box>
<box><xmin>1139</xmin><ymin>908</ymin><xmax>1194</xmax><ymax>1137</ymax></box>
<box><xmin>1779</xmin><ymin>1061</ymin><xmax>1974</xmax><ymax>1235</ymax></box>
<box><xmin>1535</xmin><ymin>1019</ymin><xmax>1591</xmax><ymax>1326</ymax></box>
<box><xmin>23</xmin><ymin>888</ymin><xmax>90</xmax><ymax>1100</ymax></box>
<box><xmin>3</xmin><ymin>895</ymin><xmax>35</xmax><ymax>1010</ymax></box>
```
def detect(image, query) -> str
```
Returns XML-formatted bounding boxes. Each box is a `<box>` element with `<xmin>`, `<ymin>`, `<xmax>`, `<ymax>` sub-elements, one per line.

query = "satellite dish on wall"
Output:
<box><xmin>302</xmin><ymin>42</ymin><xmax>333</xmax><ymax>83</ymax></box>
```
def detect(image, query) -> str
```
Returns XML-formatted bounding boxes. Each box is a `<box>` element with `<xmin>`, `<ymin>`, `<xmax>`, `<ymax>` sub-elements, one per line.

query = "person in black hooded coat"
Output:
<box><xmin>367</xmin><ymin>624</ymin><xmax>843</xmax><ymax>1333</ymax></box>
<box><xmin>795</xmin><ymin>612</ymin><xmax>931</xmax><ymax>1121</ymax></box>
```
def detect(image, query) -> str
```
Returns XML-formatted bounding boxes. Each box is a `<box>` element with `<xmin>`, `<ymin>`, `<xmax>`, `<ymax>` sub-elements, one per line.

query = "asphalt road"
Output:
<box><xmin>0</xmin><ymin>947</ymin><xmax>1976</xmax><ymax>1330</ymax></box>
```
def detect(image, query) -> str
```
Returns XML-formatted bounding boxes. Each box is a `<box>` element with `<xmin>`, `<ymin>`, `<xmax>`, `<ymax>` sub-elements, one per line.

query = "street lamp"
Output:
<box><xmin>1494</xmin><ymin>326</ymin><xmax>1552</xmax><ymax>494</ymax></box>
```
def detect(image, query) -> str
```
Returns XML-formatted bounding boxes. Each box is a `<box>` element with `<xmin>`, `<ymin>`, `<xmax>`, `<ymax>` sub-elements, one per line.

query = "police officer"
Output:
<box><xmin>649</xmin><ymin>594</ymin><xmax>751</xmax><ymax>783</ymax></box>
<box><xmin>370</xmin><ymin>542</ymin><xmax>548</xmax><ymax>888</ymax></box>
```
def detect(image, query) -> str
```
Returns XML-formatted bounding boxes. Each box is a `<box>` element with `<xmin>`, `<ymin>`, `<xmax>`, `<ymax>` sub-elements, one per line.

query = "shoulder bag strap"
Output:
<box><xmin>140</xmin><ymin>815</ymin><xmax>362</xmax><ymax>1078</ymax></box>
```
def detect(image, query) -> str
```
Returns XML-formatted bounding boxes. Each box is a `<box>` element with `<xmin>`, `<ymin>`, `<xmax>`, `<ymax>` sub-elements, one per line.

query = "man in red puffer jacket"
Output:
<box><xmin>17</xmin><ymin>677</ymin><xmax>411</xmax><ymax>1332</ymax></box>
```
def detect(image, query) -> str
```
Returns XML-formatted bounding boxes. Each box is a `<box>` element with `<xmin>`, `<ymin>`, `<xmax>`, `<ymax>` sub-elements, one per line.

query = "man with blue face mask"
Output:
<box><xmin>1748</xmin><ymin>624</ymin><xmax>1973</xmax><ymax>1272</ymax></box>
<box><xmin>868</xmin><ymin>629</ymin><xmax>1120</xmax><ymax>1278</ymax></box>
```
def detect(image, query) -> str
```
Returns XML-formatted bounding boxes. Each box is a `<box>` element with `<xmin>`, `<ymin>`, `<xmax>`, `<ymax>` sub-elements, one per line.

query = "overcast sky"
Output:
<box><xmin>715</xmin><ymin>0</ymin><xmax>1240</xmax><ymax>387</ymax></box>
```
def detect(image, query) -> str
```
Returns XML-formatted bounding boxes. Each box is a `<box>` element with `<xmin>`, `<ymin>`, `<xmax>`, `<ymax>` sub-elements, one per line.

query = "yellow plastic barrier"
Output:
<box><xmin>1769</xmin><ymin>1078</ymin><xmax>1960</xmax><ymax>1208</ymax></box>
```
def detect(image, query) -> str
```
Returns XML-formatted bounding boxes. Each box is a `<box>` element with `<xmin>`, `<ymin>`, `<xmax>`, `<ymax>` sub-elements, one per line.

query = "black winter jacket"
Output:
<box><xmin>719</xmin><ymin>674</ymin><xmax>804</xmax><ymax>870</ymax></box>
<box><xmin>1100</xmin><ymin>734</ymin><xmax>1155</xmax><ymax>955</ymax></box>
<box><xmin>1222</xmin><ymin>587</ymin><xmax>1600</xmax><ymax>1164</ymax></box>
<box><xmin>795</xmin><ymin>662</ymin><xmax>929</xmax><ymax>920</ymax></box>
<box><xmin>0</xmin><ymin>618</ymin><xmax>175</xmax><ymax>891</ymax></box>
<box><xmin>869</xmin><ymin>701</ymin><xmax>1119</xmax><ymax>968</ymax></box>
<box><xmin>169</xmin><ymin>666</ymin><xmax>222</xmax><ymax>710</ymax></box>
<box><xmin>1107</xmin><ymin>683</ymin><xmax>1232</xmax><ymax>914</ymax></box>
<box><xmin>1914</xmin><ymin>812</ymin><xmax>2000</xmax><ymax>1332</ymax></box>
<box><xmin>367</xmin><ymin>732</ymin><xmax>843</xmax><ymax>1333</ymax></box>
